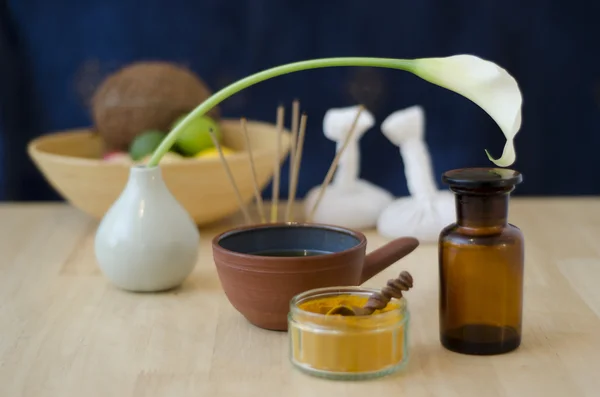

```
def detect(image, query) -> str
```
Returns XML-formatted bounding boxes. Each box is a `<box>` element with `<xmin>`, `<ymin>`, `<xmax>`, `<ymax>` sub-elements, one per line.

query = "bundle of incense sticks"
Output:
<box><xmin>211</xmin><ymin>100</ymin><xmax>359</xmax><ymax>225</ymax></box>
<box><xmin>209</xmin><ymin>101</ymin><xmax>305</xmax><ymax>224</ymax></box>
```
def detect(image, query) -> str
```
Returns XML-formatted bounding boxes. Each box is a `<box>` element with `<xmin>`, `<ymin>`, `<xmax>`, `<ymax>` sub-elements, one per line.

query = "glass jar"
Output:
<box><xmin>288</xmin><ymin>286</ymin><xmax>409</xmax><ymax>380</ymax></box>
<box><xmin>439</xmin><ymin>168</ymin><xmax>524</xmax><ymax>355</ymax></box>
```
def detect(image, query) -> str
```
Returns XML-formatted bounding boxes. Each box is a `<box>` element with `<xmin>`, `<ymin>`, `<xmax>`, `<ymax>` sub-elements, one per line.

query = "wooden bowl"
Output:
<box><xmin>28</xmin><ymin>119</ymin><xmax>291</xmax><ymax>226</ymax></box>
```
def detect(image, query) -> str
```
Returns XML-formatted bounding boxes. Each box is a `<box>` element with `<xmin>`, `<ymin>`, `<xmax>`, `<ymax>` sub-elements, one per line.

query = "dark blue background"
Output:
<box><xmin>1</xmin><ymin>0</ymin><xmax>599</xmax><ymax>201</ymax></box>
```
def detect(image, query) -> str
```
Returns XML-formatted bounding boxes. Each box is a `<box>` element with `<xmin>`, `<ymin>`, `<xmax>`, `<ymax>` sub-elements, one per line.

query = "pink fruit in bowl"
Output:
<box><xmin>103</xmin><ymin>151</ymin><xmax>132</xmax><ymax>164</ymax></box>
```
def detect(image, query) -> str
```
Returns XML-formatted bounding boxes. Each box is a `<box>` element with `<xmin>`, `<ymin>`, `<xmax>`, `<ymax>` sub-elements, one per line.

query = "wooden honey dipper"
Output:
<box><xmin>326</xmin><ymin>271</ymin><xmax>414</xmax><ymax>316</ymax></box>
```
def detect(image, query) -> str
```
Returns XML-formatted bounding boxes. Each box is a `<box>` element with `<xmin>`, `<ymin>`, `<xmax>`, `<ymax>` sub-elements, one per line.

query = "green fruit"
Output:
<box><xmin>172</xmin><ymin>113</ymin><xmax>221</xmax><ymax>156</ymax></box>
<box><xmin>129</xmin><ymin>130</ymin><xmax>167</xmax><ymax>161</ymax></box>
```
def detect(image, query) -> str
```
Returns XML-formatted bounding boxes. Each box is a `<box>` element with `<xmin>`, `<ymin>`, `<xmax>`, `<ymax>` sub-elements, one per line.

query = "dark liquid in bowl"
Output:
<box><xmin>251</xmin><ymin>249</ymin><xmax>332</xmax><ymax>257</ymax></box>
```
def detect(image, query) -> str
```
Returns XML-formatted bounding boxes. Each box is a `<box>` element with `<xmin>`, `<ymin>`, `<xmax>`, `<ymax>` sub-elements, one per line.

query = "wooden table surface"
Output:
<box><xmin>1</xmin><ymin>198</ymin><xmax>600</xmax><ymax>396</ymax></box>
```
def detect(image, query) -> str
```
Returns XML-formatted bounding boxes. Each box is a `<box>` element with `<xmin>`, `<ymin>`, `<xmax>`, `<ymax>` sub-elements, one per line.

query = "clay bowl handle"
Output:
<box><xmin>360</xmin><ymin>237</ymin><xmax>419</xmax><ymax>283</ymax></box>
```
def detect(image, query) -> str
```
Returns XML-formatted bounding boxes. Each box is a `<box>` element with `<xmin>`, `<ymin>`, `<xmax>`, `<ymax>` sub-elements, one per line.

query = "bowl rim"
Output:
<box><xmin>211</xmin><ymin>221</ymin><xmax>368</xmax><ymax>266</ymax></box>
<box><xmin>27</xmin><ymin>118</ymin><xmax>289</xmax><ymax>167</ymax></box>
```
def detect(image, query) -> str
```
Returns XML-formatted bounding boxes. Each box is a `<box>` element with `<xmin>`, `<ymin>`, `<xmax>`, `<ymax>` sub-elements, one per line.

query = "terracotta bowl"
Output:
<box><xmin>27</xmin><ymin>119</ymin><xmax>290</xmax><ymax>226</ymax></box>
<box><xmin>212</xmin><ymin>222</ymin><xmax>419</xmax><ymax>331</ymax></box>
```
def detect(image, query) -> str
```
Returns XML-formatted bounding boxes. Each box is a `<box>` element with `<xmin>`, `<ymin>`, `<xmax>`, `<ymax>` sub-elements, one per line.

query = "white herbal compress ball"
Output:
<box><xmin>304</xmin><ymin>105</ymin><xmax>393</xmax><ymax>230</ymax></box>
<box><xmin>377</xmin><ymin>105</ymin><xmax>454</xmax><ymax>243</ymax></box>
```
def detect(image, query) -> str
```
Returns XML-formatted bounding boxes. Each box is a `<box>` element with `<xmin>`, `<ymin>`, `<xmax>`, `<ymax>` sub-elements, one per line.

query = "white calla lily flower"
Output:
<box><xmin>411</xmin><ymin>55</ymin><xmax>522</xmax><ymax>167</ymax></box>
<box><xmin>150</xmin><ymin>55</ymin><xmax>523</xmax><ymax>168</ymax></box>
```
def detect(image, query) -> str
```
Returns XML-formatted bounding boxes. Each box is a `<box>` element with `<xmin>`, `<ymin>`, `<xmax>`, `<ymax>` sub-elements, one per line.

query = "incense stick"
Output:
<box><xmin>306</xmin><ymin>105</ymin><xmax>365</xmax><ymax>222</ymax></box>
<box><xmin>287</xmin><ymin>99</ymin><xmax>300</xmax><ymax>195</ymax></box>
<box><xmin>271</xmin><ymin>105</ymin><xmax>284</xmax><ymax>222</ymax></box>
<box><xmin>285</xmin><ymin>113</ymin><xmax>307</xmax><ymax>222</ymax></box>
<box><xmin>209</xmin><ymin>129</ymin><xmax>252</xmax><ymax>224</ymax></box>
<box><xmin>241</xmin><ymin>118</ymin><xmax>266</xmax><ymax>223</ymax></box>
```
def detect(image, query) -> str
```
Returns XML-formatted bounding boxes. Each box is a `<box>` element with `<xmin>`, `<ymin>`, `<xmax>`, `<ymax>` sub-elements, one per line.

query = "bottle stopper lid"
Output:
<box><xmin>442</xmin><ymin>168</ymin><xmax>523</xmax><ymax>189</ymax></box>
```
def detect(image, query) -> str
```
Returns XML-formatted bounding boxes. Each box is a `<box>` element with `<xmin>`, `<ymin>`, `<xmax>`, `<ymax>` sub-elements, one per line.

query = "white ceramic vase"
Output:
<box><xmin>94</xmin><ymin>165</ymin><xmax>200</xmax><ymax>292</ymax></box>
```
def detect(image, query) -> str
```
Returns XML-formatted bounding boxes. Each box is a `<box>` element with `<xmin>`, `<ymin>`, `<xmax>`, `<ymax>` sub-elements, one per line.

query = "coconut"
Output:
<box><xmin>91</xmin><ymin>61</ymin><xmax>219</xmax><ymax>151</ymax></box>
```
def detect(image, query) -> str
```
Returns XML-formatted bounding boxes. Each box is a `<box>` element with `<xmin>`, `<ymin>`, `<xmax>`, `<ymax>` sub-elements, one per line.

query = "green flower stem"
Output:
<box><xmin>147</xmin><ymin>57</ymin><xmax>416</xmax><ymax>167</ymax></box>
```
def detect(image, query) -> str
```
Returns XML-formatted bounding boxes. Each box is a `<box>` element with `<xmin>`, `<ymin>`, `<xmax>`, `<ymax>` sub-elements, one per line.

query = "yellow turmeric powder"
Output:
<box><xmin>289</xmin><ymin>290</ymin><xmax>408</xmax><ymax>379</ymax></box>
<box><xmin>298</xmin><ymin>294</ymin><xmax>397</xmax><ymax>316</ymax></box>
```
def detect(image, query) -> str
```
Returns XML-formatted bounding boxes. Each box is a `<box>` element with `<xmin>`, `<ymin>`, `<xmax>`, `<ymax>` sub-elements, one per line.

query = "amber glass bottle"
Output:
<box><xmin>439</xmin><ymin>168</ymin><xmax>524</xmax><ymax>355</ymax></box>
